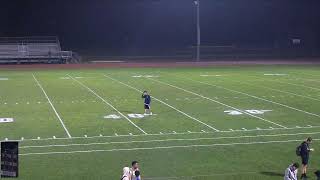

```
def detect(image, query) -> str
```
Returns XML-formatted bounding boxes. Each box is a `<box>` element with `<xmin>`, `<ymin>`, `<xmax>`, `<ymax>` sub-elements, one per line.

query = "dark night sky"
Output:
<box><xmin>1</xmin><ymin>0</ymin><xmax>320</xmax><ymax>50</ymax></box>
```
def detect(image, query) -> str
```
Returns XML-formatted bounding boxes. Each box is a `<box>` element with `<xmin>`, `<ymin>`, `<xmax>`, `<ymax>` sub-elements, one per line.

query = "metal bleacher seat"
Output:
<box><xmin>0</xmin><ymin>36</ymin><xmax>79</xmax><ymax>64</ymax></box>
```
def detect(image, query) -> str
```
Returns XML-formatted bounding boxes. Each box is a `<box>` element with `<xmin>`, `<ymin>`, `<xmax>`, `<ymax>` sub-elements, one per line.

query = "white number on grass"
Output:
<box><xmin>0</xmin><ymin>118</ymin><xmax>14</xmax><ymax>123</ymax></box>
<box><xmin>224</xmin><ymin>110</ymin><xmax>243</xmax><ymax>115</ymax></box>
<box><xmin>104</xmin><ymin>114</ymin><xmax>121</xmax><ymax>119</ymax></box>
<box><xmin>127</xmin><ymin>114</ymin><xmax>145</xmax><ymax>118</ymax></box>
<box><xmin>224</xmin><ymin>110</ymin><xmax>272</xmax><ymax>115</ymax></box>
<box><xmin>245</xmin><ymin>110</ymin><xmax>271</xmax><ymax>114</ymax></box>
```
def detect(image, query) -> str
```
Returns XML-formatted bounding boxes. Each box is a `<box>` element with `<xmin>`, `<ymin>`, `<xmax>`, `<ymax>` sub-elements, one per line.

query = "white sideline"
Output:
<box><xmin>147</xmin><ymin>78</ymin><xmax>287</xmax><ymax>128</ymax></box>
<box><xmin>19</xmin><ymin>131</ymin><xmax>320</xmax><ymax>149</ymax></box>
<box><xmin>193</xmin><ymin>80</ymin><xmax>320</xmax><ymax>118</ymax></box>
<box><xmin>67</xmin><ymin>74</ymin><xmax>147</xmax><ymax>134</ymax></box>
<box><xmin>103</xmin><ymin>74</ymin><xmax>220</xmax><ymax>132</ymax></box>
<box><xmin>19</xmin><ymin>139</ymin><xmax>319</xmax><ymax>156</ymax></box>
<box><xmin>3</xmin><ymin>125</ymin><xmax>320</xmax><ymax>142</ymax></box>
<box><xmin>32</xmin><ymin>74</ymin><xmax>72</xmax><ymax>138</ymax></box>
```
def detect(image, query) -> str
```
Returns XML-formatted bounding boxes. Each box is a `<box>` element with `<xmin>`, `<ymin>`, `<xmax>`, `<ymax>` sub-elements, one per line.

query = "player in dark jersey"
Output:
<box><xmin>142</xmin><ymin>91</ymin><xmax>152</xmax><ymax>115</ymax></box>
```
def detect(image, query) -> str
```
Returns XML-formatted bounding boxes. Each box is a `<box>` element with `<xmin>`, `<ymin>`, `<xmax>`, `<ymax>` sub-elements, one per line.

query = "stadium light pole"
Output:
<box><xmin>194</xmin><ymin>0</ymin><xmax>201</xmax><ymax>61</ymax></box>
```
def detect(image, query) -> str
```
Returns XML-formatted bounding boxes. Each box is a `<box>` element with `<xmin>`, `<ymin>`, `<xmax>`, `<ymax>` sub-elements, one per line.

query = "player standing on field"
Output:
<box><xmin>300</xmin><ymin>137</ymin><xmax>314</xmax><ymax>179</ymax></box>
<box><xmin>142</xmin><ymin>91</ymin><xmax>152</xmax><ymax>115</ymax></box>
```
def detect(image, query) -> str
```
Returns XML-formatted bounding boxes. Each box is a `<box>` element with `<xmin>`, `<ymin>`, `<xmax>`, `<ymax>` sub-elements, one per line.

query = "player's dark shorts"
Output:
<box><xmin>301</xmin><ymin>155</ymin><xmax>309</xmax><ymax>165</ymax></box>
<box><xmin>144</xmin><ymin>104</ymin><xmax>150</xmax><ymax>109</ymax></box>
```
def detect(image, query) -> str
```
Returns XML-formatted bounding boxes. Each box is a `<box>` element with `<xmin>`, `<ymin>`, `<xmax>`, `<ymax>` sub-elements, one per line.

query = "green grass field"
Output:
<box><xmin>1</xmin><ymin>65</ymin><xmax>320</xmax><ymax>179</ymax></box>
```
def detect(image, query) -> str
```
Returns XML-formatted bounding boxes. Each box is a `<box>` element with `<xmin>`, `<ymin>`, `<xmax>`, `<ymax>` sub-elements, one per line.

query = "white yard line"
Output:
<box><xmin>3</xmin><ymin>125</ymin><xmax>320</xmax><ymax>142</ymax></box>
<box><xmin>19</xmin><ymin>131</ymin><xmax>320</xmax><ymax>149</ymax></box>
<box><xmin>20</xmin><ymin>138</ymin><xmax>318</xmax><ymax>156</ymax></box>
<box><xmin>192</xmin><ymin>80</ymin><xmax>320</xmax><ymax>118</ymax></box>
<box><xmin>147</xmin><ymin>78</ymin><xmax>287</xmax><ymax>128</ymax></box>
<box><xmin>103</xmin><ymin>74</ymin><xmax>220</xmax><ymax>132</ymax></box>
<box><xmin>264</xmin><ymin>79</ymin><xmax>320</xmax><ymax>91</ymax></box>
<box><xmin>227</xmin><ymin>75</ymin><xmax>320</xmax><ymax>102</ymax></box>
<box><xmin>67</xmin><ymin>74</ymin><xmax>147</xmax><ymax>134</ymax></box>
<box><xmin>32</xmin><ymin>74</ymin><xmax>72</xmax><ymax>138</ymax></box>
<box><xmin>255</xmin><ymin>84</ymin><xmax>320</xmax><ymax>102</ymax></box>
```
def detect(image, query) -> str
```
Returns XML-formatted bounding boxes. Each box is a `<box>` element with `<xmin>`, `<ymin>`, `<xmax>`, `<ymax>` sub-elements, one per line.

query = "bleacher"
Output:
<box><xmin>0</xmin><ymin>36</ymin><xmax>79</xmax><ymax>64</ymax></box>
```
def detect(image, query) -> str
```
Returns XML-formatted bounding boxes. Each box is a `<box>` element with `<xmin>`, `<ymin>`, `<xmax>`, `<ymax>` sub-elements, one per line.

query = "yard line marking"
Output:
<box><xmin>291</xmin><ymin>77</ymin><xmax>320</xmax><ymax>83</ymax></box>
<box><xmin>147</xmin><ymin>78</ymin><xmax>287</xmax><ymax>128</ymax></box>
<box><xmin>67</xmin><ymin>74</ymin><xmax>147</xmax><ymax>134</ymax></box>
<box><xmin>103</xmin><ymin>74</ymin><xmax>220</xmax><ymax>132</ymax></box>
<box><xmin>254</xmin><ymin>85</ymin><xmax>320</xmax><ymax>102</ymax></box>
<box><xmin>268</xmin><ymin>79</ymin><xmax>320</xmax><ymax>91</ymax></box>
<box><xmin>19</xmin><ymin>139</ymin><xmax>319</xmax><ymax>156</ymax></box>
<box><xmin>193</xmin><ymin>80</ymin><xmax>320</xmax><ymax>118</ymax></box>
<box><xmin>32</xmin><ymin>74</ymin><xmax>72</xmax><ymax>138</ymax></box>
<box><xmin>6</xmin><ymin>125</ymin><xmax>320</xmax><ymax>143</ymax></box>
<box><xmin>20</xmin><ymin>131</ymin><xmax>320</xmax><ymax>149</ymax></box>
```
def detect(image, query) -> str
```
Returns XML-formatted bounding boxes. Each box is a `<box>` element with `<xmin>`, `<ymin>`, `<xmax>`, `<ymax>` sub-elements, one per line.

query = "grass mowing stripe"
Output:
<box><xmin>19</xmin><ymin>139</ymin><xmax>313</xmax><ymax>156</ymax></box>
<box><xmin>103</xmin><ymin>74</ymin><xmax>220</xmax><ymax>132</ymax></box>
<box><xmin>234</xmin><ymin>80</ymin><xmax>320</xmax><ymax>102</ymax></box>
<box><xmin>192</xmin><ymin>79</ymin><xmax>320</xmax><ymax>118</ymax></box>
<box><xmin>142</xmin><ymin>171</ymin><xmax>274</xmax><ymax>179</ymax></box>
<box><xmin>19</xmin><ymin>131</ymin><xmax>320</xmax><ymax>149</ymax></box>
<box><xmin>147</xmin><ymin>77</ymin><xmax>287</xmax><ymax>128</ymax></box>
<box><xmin>262</xmin><ymin>79</ymin><xmax>320</xmax><ymax>91</ymax></box>
<box><xmin>32</xmin><ymin>74</ymin><xmax>72</xmax><ymax>138</ymax></box>
<box><xmin>232</xmin><ymin>74</ymin><xmax>320</xmax><ymax>102</ymax></box>
<box><xmin>67</xmin><ymin>74</ymin><xmax>148</xmax><ymax>134</ymax></box>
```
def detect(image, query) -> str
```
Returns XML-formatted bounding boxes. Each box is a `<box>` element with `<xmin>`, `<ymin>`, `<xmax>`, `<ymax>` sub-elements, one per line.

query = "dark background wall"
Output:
<box><xmin>1</xmin><ymin>0</ymin><xmax>320</xmax><ymax>54</ymax></box>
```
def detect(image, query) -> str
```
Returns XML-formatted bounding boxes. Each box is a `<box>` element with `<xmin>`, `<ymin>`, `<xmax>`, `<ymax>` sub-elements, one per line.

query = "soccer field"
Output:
<box><xmin>1</xmin><ymin>65</ymin><xmax>320</xmax><ymax>179</ymax></box>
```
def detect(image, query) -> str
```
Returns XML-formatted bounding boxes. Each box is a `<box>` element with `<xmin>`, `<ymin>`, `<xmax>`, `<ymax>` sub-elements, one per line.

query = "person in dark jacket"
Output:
<box><xmin>142</xmin><ymin>91</ymin><xmax>152</xmax><ymax>115</ymax></box>
<box><xmin>300</xmin><ymin>137</ymin><xmax>314</xmax><ymax>179</ymax></box>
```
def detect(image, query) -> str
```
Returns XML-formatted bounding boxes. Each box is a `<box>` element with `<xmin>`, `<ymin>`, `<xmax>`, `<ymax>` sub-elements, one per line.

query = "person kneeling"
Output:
<box><xmin>284</xmin><ymin>163</ymin><xmax>299</xmax><ymax>180</ymax></box>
